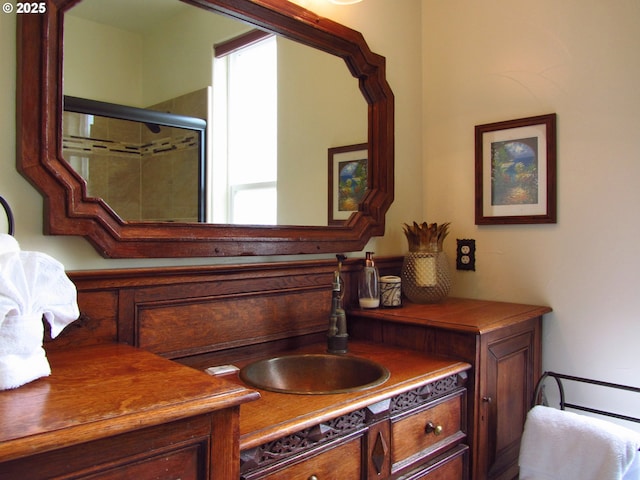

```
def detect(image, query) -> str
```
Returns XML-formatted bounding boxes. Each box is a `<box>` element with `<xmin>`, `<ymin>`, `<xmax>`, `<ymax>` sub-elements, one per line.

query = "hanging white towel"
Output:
<box><xmin>519</xmin><ymin>405</ymin><xmax>640</xmax><ymax>480</ymax></box>
<box><xmin>0</xmin><ymin>234</ymin><xmax>79</xmax><ymax>390</ymax></box>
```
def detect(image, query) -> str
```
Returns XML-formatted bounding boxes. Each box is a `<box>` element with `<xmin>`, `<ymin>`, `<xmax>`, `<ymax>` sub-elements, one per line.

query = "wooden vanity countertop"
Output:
<box><xmin>349</xmin><ymin>297</ymin><xmax>552</xmax><ymax>334</ymax></box>
<box><xmin>0</xmin><ymin>343</ymin><xmax>259</xmax><ymax>463</ymax></box>
<box><xmin>221</xmin><ymin>341</ymin><xmax>471</xmax><ymax>451</ymax></box>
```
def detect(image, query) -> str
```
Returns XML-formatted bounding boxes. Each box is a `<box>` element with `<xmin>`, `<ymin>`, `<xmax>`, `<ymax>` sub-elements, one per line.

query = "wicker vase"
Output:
<box><xmin>401</xmin><ymin>249</ymin><xmax>451</xmax><ymax>304</ymax></box>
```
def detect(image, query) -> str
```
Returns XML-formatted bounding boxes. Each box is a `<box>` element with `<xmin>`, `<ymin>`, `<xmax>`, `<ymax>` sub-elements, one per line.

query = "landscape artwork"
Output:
<box><xmin>475</xmin><ymin>113</ymin><xmax>556</xmax><ymax>224</ymax></box>
<box><xmin>338</xmin><ymin>158</ymin><xmax>368</xmax><ymax>211</ymax></box>
<box><xmin>490</xmin><ymin>137</ymin><xmax>538</xmax><ymax>206</ymax></box>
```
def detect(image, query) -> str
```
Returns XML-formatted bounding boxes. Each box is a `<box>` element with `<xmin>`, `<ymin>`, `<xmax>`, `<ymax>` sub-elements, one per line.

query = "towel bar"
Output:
<box><xmin>534</xmin><ymin>371</ymin><xmax>640</xmax><ymax>424</ymax></box>
<box><xmin>0</xmin><ymin>195</ymin><xmax>14</xmax><ymax>236</ymax></box>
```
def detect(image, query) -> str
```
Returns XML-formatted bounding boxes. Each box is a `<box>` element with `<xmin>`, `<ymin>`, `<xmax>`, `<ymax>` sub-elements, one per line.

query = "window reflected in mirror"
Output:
<box><xmin>213</xmin><ymin>33</ymin><xmax>277</xmax><ymax>225</ymax></box>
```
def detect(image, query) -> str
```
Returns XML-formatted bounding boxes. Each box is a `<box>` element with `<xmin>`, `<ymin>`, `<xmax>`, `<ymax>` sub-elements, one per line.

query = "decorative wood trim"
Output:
<box><xmin>390</xmin><ymin>373</ymin><xmax>466</xmax><ymax>414</ymax></box>
<box><xmin>371</xmin><ymin>429</ymin><xmax>389</xmax><ymax>475</ymax></box>
<box><xmin>240</xmin><ymin>409</ymin><xmax>367</xmax><ymax>474</ymax></box>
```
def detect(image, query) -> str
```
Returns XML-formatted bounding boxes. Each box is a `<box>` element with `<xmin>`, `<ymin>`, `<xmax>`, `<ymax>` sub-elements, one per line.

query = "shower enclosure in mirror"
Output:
<box><xmin>63</xmin><ymin>95</ymin><xmax>206</xmax><ymax>223</ymax></box>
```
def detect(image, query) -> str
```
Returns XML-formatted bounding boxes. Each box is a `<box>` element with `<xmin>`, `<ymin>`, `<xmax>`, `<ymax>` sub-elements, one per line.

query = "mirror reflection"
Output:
<box><xmin>63</xmin><ymin>0</ymin><xmax>368</xmax><ymax>226</ymax></box>
<box><xmin>63</xmin><ymin>95</ymin><xmax>206</xmax><ymax>222</ymax></box>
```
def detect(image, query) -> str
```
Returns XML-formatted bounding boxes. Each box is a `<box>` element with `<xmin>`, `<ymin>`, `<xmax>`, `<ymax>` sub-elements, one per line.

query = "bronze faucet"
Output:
<box><xmin>327</xmin><ymin>254</ymin><xmax>348</xmax><ymax>354</ymax></box>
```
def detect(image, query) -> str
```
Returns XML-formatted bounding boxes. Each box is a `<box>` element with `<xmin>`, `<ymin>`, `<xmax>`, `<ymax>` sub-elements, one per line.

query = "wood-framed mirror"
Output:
<box><xmin>16</xmin><ymin>0</ymin><xmax>394</xmax><ymax>258</ymax></box>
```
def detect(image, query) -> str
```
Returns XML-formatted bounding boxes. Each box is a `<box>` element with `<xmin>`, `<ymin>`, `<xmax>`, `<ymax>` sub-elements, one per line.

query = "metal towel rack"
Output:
<box><xmin>0</xmin><ymin>195</ymin><xmax>14</xmax><ymax>236</ymax></box>
<box><xmin>534</xmin><ymin>371</ymin><xmax>640</xmax><ymax>424</ymax></box>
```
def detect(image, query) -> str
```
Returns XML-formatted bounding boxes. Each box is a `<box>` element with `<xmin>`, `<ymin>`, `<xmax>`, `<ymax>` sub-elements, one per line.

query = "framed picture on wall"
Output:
<box><xmin>475</xmin><ymin>113</ymin><xmax>557</xmax><ymax>224</ymax></box>
<box><xmin>328</xmin><ymin>143</ymin><xmax>368</xmax><ymax>225</ymax></box>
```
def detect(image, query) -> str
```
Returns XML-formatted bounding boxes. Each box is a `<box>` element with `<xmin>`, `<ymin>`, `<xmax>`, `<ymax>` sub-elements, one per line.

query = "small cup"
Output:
<box><xmin>379</xmin><ymin>275</ymin><xmax>402</xmax><ymax>307</ymax></box>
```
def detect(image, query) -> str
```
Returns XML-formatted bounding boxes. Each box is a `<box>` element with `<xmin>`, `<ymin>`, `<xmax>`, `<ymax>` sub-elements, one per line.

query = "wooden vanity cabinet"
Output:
<box><xmin>348</xmin><ymin>298</ymin><xmax>551</xmax><ymax>480</ymax></box>
<box><xmin>240</xmin><ymin>373</ymin><xmax>469</xmax><ymax>480</ymax></box>
<box><xmin>0</xmin><ymin>344</ymin><xmax>258</xmax><ymax>480</ymax></box>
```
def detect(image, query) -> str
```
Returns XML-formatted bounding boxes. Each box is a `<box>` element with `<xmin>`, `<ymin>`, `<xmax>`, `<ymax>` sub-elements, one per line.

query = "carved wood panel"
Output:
<box><xmin>136</xmin><ymin>288</ymin><xmax>330</xmax><ymax>357</ymax></box>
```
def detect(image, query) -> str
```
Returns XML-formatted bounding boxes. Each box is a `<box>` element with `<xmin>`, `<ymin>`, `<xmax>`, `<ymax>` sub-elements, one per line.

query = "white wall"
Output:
<box><xmin>277</xmin><ymin>37</ymin><xmax>367</xmax><ymax>225</ymax></box>
<box><xmin>423</xmin><ymin>0</ymin><xmax>640</xmax><ymax>429</ymax></box>
<box><xmin>140</xmin><ymin>7</ymin><xmax>242</xmax><ymax>106</ymax></box>
<box><xmin>64</xmin><ymin>16</ymin><xmax>143</xmax><ymax>105</ymax></box>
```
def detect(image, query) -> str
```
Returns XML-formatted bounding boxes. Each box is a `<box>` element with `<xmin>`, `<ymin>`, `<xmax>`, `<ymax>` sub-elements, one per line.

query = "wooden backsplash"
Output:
<box><xmin>47</xmin><ymin>257</ymin><xmax>403</xmax><ymax>368</ymax></box>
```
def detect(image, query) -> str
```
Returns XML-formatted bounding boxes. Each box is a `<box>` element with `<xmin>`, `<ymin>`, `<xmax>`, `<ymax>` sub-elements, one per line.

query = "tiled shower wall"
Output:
<box><xmin>62</xmin><ymin>89</ymin><xmax>207</xmax><ymax>222</ymax></box>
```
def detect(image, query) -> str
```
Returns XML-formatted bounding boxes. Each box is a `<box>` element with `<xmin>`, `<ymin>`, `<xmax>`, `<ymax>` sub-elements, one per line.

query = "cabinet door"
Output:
<box><xmin>480</xmin><ymin>325</ymin><xmax>540</xmax><ymax>480</ymax></box>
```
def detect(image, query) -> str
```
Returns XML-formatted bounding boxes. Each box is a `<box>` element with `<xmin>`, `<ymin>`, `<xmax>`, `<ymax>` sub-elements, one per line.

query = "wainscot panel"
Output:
<box><xmin>48</xmin><ymin>257</ymin><xmax>403</xmax><ymax>366</ymax></box>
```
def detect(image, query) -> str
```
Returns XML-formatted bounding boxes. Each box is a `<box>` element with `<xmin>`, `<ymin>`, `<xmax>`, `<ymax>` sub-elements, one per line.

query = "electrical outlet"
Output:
<box><xmin>456</xmin><ymin>239</ymin><xmax>476</xmax><ymax>271</ymax></box>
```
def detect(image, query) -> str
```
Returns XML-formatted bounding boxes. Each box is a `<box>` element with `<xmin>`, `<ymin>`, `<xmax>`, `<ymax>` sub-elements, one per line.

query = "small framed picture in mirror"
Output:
<box><xmin>328</xmin><ymin>143</ymin><xmax>368</xmax><ymax>225</ymax></box>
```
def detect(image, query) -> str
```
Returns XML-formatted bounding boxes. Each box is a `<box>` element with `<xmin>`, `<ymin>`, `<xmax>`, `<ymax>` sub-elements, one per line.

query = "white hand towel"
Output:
<box><xmin>0</xmin><ymin>233</ymin><xmax>20</xmax><ymax>255</ymax></box>
<box><xmin>0</xmin><ymin>313</ymin><xmax>53</xmax><ymax>390</ymax></box>
<box><xmin>0</xmin><ymin>234</ymin><xmax>79</xmax><ymax>390</ymax></box>
<box><xmin>519</xmin><ymin>405</ymin><xmax>640</xmax><ymax>480</ymax></box>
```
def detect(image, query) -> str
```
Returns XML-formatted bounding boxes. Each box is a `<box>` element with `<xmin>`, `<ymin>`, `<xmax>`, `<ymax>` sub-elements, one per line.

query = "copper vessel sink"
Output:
<box><xmin>239</xmin><ymin>354</ymin><xmax>390</xmax><ymax>395</ymax></box>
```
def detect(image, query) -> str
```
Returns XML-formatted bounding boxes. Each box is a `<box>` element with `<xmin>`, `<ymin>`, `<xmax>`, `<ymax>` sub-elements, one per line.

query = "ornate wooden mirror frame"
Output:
<box><xmin>16</xmin><ymin>0</ymin><xmax>394</xmax><ymax>258</ymax></box>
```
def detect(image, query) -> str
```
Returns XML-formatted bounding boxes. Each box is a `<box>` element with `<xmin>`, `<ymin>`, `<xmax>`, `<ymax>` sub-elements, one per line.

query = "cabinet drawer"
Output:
<box><xmin>392</xmin><ymin>392</ymin><xmax>464</xmax><ymax>466</ymax></box>
<box><xmin>258</xmin><ymin>437</ymin><xmax>361</xmax><ymax>480</ymax></box>
<box><xmin>400</xmin><ymin>445</ymin><xmax>469</xmax><ymax>480</ymax></box>
<box><xmin>0</xmin><ymin>416</ymin><xmax>211</xmax><ymax>480</ymax></box>
<box><xmin>82</xmin><ymin>444</ymin><xmax>202</xmax><ymax>480</ymax></box>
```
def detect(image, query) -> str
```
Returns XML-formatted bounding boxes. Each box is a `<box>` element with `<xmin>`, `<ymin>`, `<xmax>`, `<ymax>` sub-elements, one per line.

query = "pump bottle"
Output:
<box><xmin>358</xmin><ymin>252</ymin><xmax>380</xmax><ymax>308</ymax></box>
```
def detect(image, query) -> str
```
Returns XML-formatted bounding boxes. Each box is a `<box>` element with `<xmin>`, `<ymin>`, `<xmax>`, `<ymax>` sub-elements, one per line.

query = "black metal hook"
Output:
<box><xmin>0</xmin><ymin>195</ymin><xmax>15</xmax><ymax>236</ymax></box>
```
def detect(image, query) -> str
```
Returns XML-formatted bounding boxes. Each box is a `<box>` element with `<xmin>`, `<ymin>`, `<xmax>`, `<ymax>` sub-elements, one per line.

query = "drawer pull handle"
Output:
<box><xmin>308</xmin><ymin>476</ymin><xmax>319</xmax><ymax>480</ymax></box>
<box><xmin>482</xmin><ymin>396</ymin><xmax>493</xmax><ymax>403</ymax></box>
<box><xmin>425</xmin><ymin>421</ymin><xmax>443</xmax><ymax>436</ymax></box>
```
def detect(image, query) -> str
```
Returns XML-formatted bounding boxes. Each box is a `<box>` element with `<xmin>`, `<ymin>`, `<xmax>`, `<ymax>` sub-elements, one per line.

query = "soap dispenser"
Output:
<box><xmin>358</xmin><ymin>252</ymin><xmax>380</xmax><ymax>308</ymax></box>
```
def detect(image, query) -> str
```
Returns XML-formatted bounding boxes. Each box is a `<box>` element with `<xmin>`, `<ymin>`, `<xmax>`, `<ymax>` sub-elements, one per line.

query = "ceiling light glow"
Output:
<box><xmin>328</xmin><ymin>0</ymin><xmax>363</xmax><ymax>5</ymax></box>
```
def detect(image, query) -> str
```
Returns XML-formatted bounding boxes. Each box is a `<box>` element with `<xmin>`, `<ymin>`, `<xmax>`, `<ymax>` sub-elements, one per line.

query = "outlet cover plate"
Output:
<box><xmin>456</xmin><ymin>239</ymin><xmax>476</xmax><ymax>271</ymax></box>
